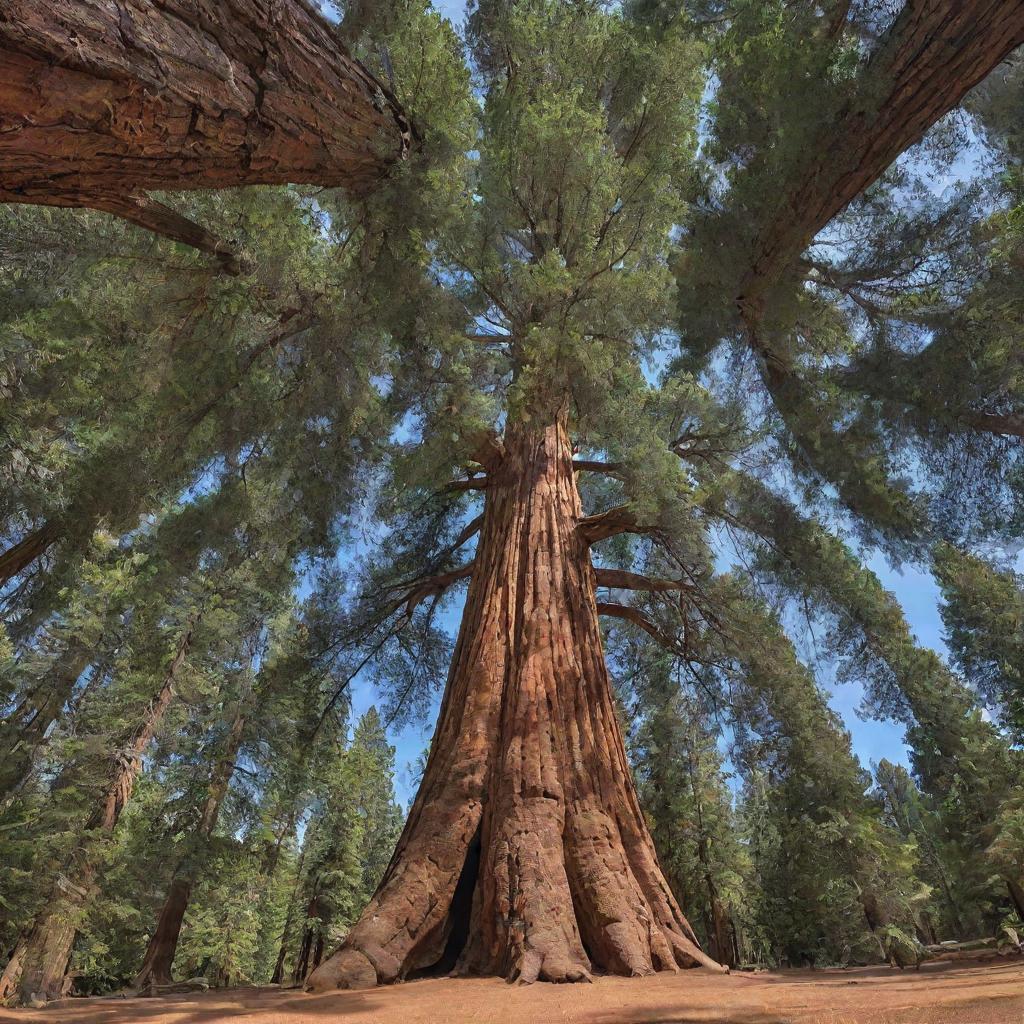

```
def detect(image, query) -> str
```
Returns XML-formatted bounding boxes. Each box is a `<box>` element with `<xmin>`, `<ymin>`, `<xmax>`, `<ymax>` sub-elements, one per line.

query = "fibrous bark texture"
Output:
<box><xmin>0</xmin><ymin>0</ymin><xmax>410</xmax><ymax>219</ymax></box>
<box><xmin>306</xmin><ymin>418</ymin><xmax>722</xmax><ymax>992</ymax></box>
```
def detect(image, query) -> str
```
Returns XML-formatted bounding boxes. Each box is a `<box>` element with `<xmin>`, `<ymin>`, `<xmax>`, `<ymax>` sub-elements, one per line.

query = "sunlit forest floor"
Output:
<box><xmin>1</xmin><ymin>957</ymin><xmax>1021</xmax><ymax>1024</ymax></box>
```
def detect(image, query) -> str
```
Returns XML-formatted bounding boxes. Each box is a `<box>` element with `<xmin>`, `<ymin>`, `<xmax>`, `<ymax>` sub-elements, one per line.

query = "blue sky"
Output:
<box><xmin>432</xmin><ymin>0</ymin><xmax>468</xmax><ymax>23</ymax></box>
<box><xmin>345</xmin><ymin>0</ymin><xmax>983</xmax><ymax>807</ymax></box>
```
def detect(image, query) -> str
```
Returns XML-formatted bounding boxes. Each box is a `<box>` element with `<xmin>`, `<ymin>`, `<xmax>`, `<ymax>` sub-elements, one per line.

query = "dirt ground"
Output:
<box><xmin>1</xmin><ymin>957</ymin><xmax>1021</xmax><ymax>1024</ymax></box>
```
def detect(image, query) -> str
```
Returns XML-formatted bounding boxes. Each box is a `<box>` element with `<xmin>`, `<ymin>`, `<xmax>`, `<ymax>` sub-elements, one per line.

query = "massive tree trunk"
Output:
<box><xmin>307</xmin><ymin>416</ymin><xmax>722</xmax><ymax>991</ymax></box>
<box><xmin>0</xmin><ymin>0</ymin><xmax>411</xmax><ymax>254</ymax></box>
<box><xmin>133</xmin><ymin>700</ymin><xmax>246</xmax><ymax>989</ymax></box>
<box><xmin>0</xmin><ymin>621</ymin><xmax>194</xmax><ymax>1006</ymax></box>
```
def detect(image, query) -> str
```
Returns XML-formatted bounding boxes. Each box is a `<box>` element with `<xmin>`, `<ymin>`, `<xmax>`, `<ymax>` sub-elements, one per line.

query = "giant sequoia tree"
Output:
<box><xmin>3</xmin><ymin>0</ymin><xmax>1024</xmax><ymax>1004</ymax></box>
<box><xmin>302</xmin><ymin>0</ymin><xmax>1024</xmax><ymax>991</ymax></box>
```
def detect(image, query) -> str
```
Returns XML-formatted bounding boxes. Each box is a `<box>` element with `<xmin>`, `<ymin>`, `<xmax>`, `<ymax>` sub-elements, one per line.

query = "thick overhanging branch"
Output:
<box><xmin>0</xmin><ymin>189</ymin><xmax>242</xmax><ymax>274</ymax></box>
<box><xmin>577</xmin><ymin>505</ymin><xmax>641</xmax><ymax>545</ymax></box>
<box><xmin>737</xmin><ymin>1</ymin><xmax>1024</xmax><ymax>324</ymax></box>
<box><xmin>0</xmin><ymin>0</ymin><xmax>412</xmax><ymax>259</ymax></box>
<box><xmin>726</xmin><ymin>3</ymin><xmax>1024</xmax><ymax>486</ymax></box>
<box><xmin>572</xmin><ymin>459</ymin><xmax>624</xmax><ymax>479</ymax></box>
<box><xmin>593</xmin><ymin>568</ymin><xmax>689</xmax><ymax>594</ymax></box>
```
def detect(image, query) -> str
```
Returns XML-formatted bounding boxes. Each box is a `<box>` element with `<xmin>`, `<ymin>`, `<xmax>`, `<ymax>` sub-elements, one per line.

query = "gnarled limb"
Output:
<box><xmin>578</xmin><ymin>505</ymin><xmax>639</xmax><ymax>545</ymax></box>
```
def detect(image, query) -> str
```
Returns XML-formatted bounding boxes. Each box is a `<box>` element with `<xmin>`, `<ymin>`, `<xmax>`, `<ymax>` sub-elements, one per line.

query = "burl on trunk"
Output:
<box><xmin>307</xmin><ymin>417</ymin><xmax>723</xmax><ymax>990</ymax></box>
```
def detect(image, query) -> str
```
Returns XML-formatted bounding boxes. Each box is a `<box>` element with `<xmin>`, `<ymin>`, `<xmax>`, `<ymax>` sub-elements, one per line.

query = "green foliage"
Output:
<box><xmin>2</xmin><ymin>0</ymin><xmax>1023</xmax><ymax>990</ymax></box>
<box><xmin>630</xmin><ymin>657</ymin><xmax>752</xmax><ymax>966</ymax></box>
<box><xmin>275</xmin><ymin>707</ymin><xmax>403</xmax><ymax>982</ymax></box>
<box><xmin>934</xmin><ymin>542</ymin><xmax>1024</xmax><ymax>741</ymax></box>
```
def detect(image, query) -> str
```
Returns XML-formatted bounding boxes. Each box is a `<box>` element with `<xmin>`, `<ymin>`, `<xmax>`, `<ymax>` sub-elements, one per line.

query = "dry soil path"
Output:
<box><xmin>1</xmin><ymin>957</ymin><xmax>1022</xmax><ymax>1024</ymax></box>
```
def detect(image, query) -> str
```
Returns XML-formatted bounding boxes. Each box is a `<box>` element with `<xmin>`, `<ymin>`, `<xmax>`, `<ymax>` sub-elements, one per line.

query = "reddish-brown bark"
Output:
<box><xmin>305</xmin><ymin>417</ymin><xmax>722</xmax><ymax>992</ymax></box>
<box><xmin>1</xmin><ymin>623</ymin><xmax>194</xmax><ymax>1005</ymax></box>
<box><xmin>132</xmin><ymin>879</ymin><xmax>193</xmax><ymax>991</ymax></box>
<box><xmin>0</xmin><ymin>522</ymin><xmax>60</xmax><ymax>588</ymax></box>
<box><xmin>0</xmin><ymin>0</ymin><xmax>410</xmax><ymax>252</ymax></box>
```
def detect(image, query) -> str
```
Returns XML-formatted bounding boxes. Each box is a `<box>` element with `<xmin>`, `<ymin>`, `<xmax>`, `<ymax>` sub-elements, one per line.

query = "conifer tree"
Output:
<box><xmin>2</xmin><ymin>0</ymin><xmax>1023</xmax><ymax>1001</ymax></box>
<box><xmin>629</xmin><ymin>659</ymin><xmax>748</xmax><ymax>967</ymax></box>
<box><xmin>934</xmin><ymin>544</ymin><xmax>1024</xmax><ymax>743</ymax></box>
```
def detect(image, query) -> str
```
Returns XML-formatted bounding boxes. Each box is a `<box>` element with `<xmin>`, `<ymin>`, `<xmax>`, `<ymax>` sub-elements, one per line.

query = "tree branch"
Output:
<box><xmin>594</xmin><ymin>568</ymin><xmax>689</xmax><ymax>594</ymax></box>
<box><xmin>737</xmin><ymin>1</ymin><xmax>1024</xmax><ymax>326</ymax></box>
<box><xmin>444</xmin><ymin>477</ymin><xmax>488</xmax><ymax>493</ymax></box>
<box><xmin>572</xmin><ymin>460</ymin><xmax>624</xmax><ymax>479</ymax></box>
<box><xmin>453</xmin><ymin>513</ymin><xmax>485</xmax><ymax>550</ymax></box>
<box><xmin>0</xmin><ymin>521</ymin><xmax>61</xmax><ymax>587</ymax></box>
<box><xmin>394</xmin><ymin>564</ymin><xmax>475</xmax><ymax>618</ymax></box>
<box><xmin>0</xmin><ymin>189</ymin><xmax>242</xmax><ymax>273</ymax></box>
<box><xmin>578</xmin><ymin>505</ymin><xmax>640</xmax><ymax>545</ymax></box>
<box><xmin>596</xmin><ymin>602</ymin><xmax>694</xmax><ymax>662</ymax></box>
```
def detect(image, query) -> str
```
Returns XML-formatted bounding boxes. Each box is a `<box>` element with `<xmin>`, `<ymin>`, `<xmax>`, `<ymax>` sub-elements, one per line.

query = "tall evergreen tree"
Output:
<box><xmin>1</xmin><ymin>0</ymin><xmax>1023</xmax><ymax>1002</ymax></box>
<box><xmin>630</xmin><ymin>660</ymin><xmax>748</xmax><ymax>968</ymax></box>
